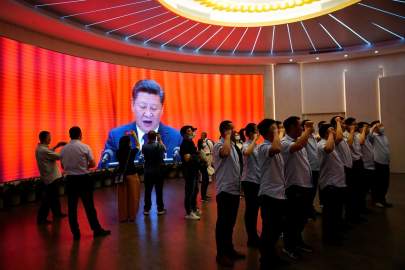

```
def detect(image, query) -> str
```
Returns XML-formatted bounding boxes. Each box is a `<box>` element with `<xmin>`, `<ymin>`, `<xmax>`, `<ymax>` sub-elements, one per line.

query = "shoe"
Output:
<box><xmin>298</xmin><ymin>242</ymin><xmax>313</xmax><ymax>253</ymax></box>
<box><xmin>201</xmin><ymin>198</ymin><xmax>209</xmax><ymax>202</ymax></box>
<box><xmin>157</xmin><ymin>209</ymin><xmax>167</xmax><ymax>215</ymax></box>
<box><xmin>73</xmin><ymin>233</ymin><xmax>81</xmax><ymax>240</ymax></box>
<box><xmin>193</xmin><ymin>209</ymin><xmax>202</xmax><ymax>216</ymax></box>
<box><xmin>37</xmin><ymin>219</ymin><xmax>52</xmax><ymax>225</ymax></box>
<box><xmin>230</xmin><ymin>250</ymin><xmax>246</xmax><ymax>260</ymax></box>
<box><xmin>282</xmin><ymin>248</ymin><xmax>300</xmax><ymax>260</ymax></box>
<box><xmin>54</xmin><ymin>213</ymin><xmax>67</xmax><ymax>219</ymax></box>
<box><xmin>216</xmin><ymin>255</ymin><xmax>234</xmax><ymax>267</ymax></box>
<box><xmin>185</xmin><ymin>212</ymin><xmax>200</xmax><ymax>220</ymax></box>
<box><xmin>93</xmin><ymin>229</ymin><xmax>111</xmax><ymax>238</ymax></box>
<box><xmin>375</xmin><ymin>202</ymin><xmax>385</xmax><ymax>208</ymax></box>
<box><xmin>143</xmin><ymin>210</ymin><xmax>150</xmax><ymax>215</ymax></box>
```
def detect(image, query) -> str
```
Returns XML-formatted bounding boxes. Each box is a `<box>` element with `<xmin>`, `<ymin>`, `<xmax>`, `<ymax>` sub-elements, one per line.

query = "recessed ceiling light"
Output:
<box><xmin>315</xmin><ymin>56</ymin><xmax>320</xmax><ymax>60</ymax></box>
<box><xmin>344</xmin><ymin>54</ymin><xmax>348</xmax><ymax>58</ymax></box>
<box><xmin>374</xmin><ymin>50</ymin><xmax>379</xmax><ymax>54</ymax></box>
<box><xmin>289</xmin><ymin>58</ymin><xmax>293</xmax><ymax>62</ymax></box>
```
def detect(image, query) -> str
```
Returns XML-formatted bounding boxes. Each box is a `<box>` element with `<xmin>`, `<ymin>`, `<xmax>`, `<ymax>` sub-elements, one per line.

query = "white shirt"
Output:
<box><xmin>258</xmin><ymin>140</ymin><xmax>286</xmax><ymax>200</ymax></box>
<box><xmin>281</xmin><ymin>135</ymin><xmax>312</xmax><ymax>188</ymax></box>
<box><xmin>335</xmin><ymin>139</ymin><xmax>353</xmax><ymax>168</ymax></box>
<box><xmin>317</xmin><ymin>139</ymin><xmax>346</xmax><ymax>190</ymax></box>
<box><xmin>361</xmin><ymin>134</ymin><xmax>375</xmax><ymax>170</ymax></box>
<box><xmin>241</xmin><ymin>140</ymin><xmax>260</xmax><ymax>184</ymax></box>
<box><xmin>35</xmin><ymin>144</ymin><xmax>62</xmax><ymax>184</ymax></box>
<box><xmin>343</xmin><ymin>131</ymin><xmax>362</xmax><ymax>161</ymax></box>
<box><xmin>369</xmin><ymin>132</ymin><xmax>390</xmax><ymax>165</ymax></box>
<box><xmin>136</xmin><ymin>125</ymin><xmax>159</xmax><ymax>150</ymax></box>
<box><xmin>61</xmin><ymin>140</ymin><xmax>94</xmax><ymax>175</ymax></box>
<box><xmin>305</xmin><ymin>134</ymin><xmax>320</xmax><ymax>171</ymax></box>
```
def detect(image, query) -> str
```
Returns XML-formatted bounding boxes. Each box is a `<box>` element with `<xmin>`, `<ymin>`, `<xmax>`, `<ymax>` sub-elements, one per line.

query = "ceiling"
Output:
<box><xmin>1</xmin><ymin>0</ymin><xmax>404</xmax><ymax>64</ymax></box>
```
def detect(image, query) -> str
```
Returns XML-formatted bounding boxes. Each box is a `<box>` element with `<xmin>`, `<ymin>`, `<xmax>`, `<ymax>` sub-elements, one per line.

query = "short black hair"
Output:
<box><xmin>147</xmin><ymin>130</ymin><xmax>157</xmax><ymax>141</ymax></box>
<box><xmin>344</xmin><ymin>117</ymin><xmax>356</xmax><ymax>126</ymax></box>
<box><xmin>219</xmin><ymin>120</ymin><xmax>233</xmax><ymax>134</ymax></box>
<box><xmin>275</xmin><ymin>120</ymin><xmax>282</xmax><ymax>126</ymax></box>
<box><xmin>132</xmin><ymin>79</ymin><xmax>164</xmax><ymax>104</ymax></box>
<box><xmin>39</xmin><ymin>131</ymin><xmax>50</xmax><ymax>143</ymax></box>
<box><xmin>197</xmin><ymin>139</ymin><xmax>204</xmax><ymax>151</ymax></box>
<box><xmin>69</xmin><ymin>126</ymin><xmax>81</xmax><ymax>140</ymax></box>
<box><xmin>238</xmin><ymin>128</ymin><xmax>246</xmax><ymax>142</ymax></box>
<box><xmin>370</xmin><ymin>120</ymin><xmax>380</xmax><ymax>127</ymax></box>
<box><xmin>357</xmin><ymin>122</ymin><xmax>369</xmax><ymax>129</ymax></box>
<box><xmin>244</xmin><ymin>123</ymin><xmax>257</xmax><ymax>137</ymax></box>
<box><xmin>318</xmin><ymin>120</ymin><xmax>326</xmax><ymax>128</ymax></box>
<box><xmin>319</xmin><ymin>123</ymin><xmax>332</xmax><ymax>139</ymax></box>
<box><xmin>283</xmin><ymin>116</ymin><xmax>300</xmax><ymax>133</ymax></box>
<box><xmin>258</xmin><ymin>119</ymin><xmax>276</xmax><ymax>136</ymax></box>
<box><xmin>330</xmin><ymin>115</ymin><xmax>344</xmax><ymax>127</ymax></box>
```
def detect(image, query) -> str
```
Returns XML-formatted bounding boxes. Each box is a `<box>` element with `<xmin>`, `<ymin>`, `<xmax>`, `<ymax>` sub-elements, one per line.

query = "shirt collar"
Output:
<box><xmin>285</xmin><ymin>134</ymin><xmax>295</xmax><ymax>142</ymax></box>
<box><xmin>137</xmin><ymin>124</ymin><xmax>159</xmax><ymax>146</ymax></box>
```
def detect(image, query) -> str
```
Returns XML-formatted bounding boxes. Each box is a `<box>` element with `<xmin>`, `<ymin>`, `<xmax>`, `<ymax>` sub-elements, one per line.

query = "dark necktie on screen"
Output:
<box><xmin>142</xmin><ymin>134</ymin><xmax>148</xmax><ymax>145</ymax></box>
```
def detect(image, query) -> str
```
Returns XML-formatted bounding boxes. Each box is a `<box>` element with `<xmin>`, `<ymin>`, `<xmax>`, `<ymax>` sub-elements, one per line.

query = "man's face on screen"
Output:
<box><xmin>132</xmin><ymin>92</ymin><xmax>163</xmax><ymax>133</ymax></box>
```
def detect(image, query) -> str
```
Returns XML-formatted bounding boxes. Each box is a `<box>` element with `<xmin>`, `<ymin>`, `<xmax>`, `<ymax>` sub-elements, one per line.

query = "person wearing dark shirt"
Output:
<box><xmin>180</xmin><ymin>125</ymin><xmax>201</xmax><ymax>220</ymax></box>
<box><xmin>116</xmin><ymin>132</ymin><xmax>141</xmax><ymax>222</ymax></box>
<box><xmin>142</xmin><ymin>130</ymin><xmax>167</xmax><ymax>215</ymax></box>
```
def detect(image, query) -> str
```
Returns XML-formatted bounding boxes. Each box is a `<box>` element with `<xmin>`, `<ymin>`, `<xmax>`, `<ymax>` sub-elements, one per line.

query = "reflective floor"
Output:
<box><xmin>1</xmin><ymin>174</ymin><xmax>404</xmax><ymax>270</ymax></box>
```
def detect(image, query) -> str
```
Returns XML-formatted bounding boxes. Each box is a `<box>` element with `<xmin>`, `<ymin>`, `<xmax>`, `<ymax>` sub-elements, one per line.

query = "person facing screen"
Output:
<box><xmin>99</xmin><ymin>79</ymin><xmax>182</xmax><ymax>167</ymax></box>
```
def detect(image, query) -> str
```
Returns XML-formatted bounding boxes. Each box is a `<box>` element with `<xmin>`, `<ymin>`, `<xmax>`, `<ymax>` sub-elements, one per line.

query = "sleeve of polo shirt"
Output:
<box><xmin>280</xmin><ymin>139</ymin><xmax>292</xmax><ymax>160</ymax></box>
<box><xmin>86</xmin><ymin>146</ymin><xmax>95</xmax><ymax>162</ymax></box>
<box><xmin>213</xmin><ymin>142</ymin><xmax>223</xmax><ymax>159</ymax></box>
<box><xmin>258</xmin><ymin>143</ymin><xmax>271</xmax><ymax>161</ymax></box>
<box><xmin>367</xmin><ymin>133</ymin><xmax>375</xmax><ymax>144</ymax></box>
<box><xmin>45</xmin><ymin>148</ymin><xmax>60</xmax><ymax>161</ymax></box>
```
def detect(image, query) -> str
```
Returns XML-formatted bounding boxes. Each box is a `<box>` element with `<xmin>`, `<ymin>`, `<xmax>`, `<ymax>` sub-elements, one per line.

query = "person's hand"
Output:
<box><xmin>224</xmin><ymin>129</ymin><xmax>232</xmax><ymax>139</ymax></box>
<box><xmin>252</xmin><ymin>132</ymin><xmax>259</xmax><ymax>142</ymax></box>
<box><xmin>305</xmin><ymin>121</ymin><xmax>315</xmax><ymax>133</ymax></box>
<box><xmin>157</xmin><ymin>133</ymin><xmax>162</xmax><ymax>142</ymax></box>
<box><xmin>56</xmin><ymin>141</ymin><xmax>67</xmax><ymax>148</ymax></box>
<box><xmin>350</xmin><ymin>125</ymin><xmax>355</xmax><ymax>133</ymax></box>
<box><xmin>327</xmin><ymin>127</ymin><xmax>335</xmax><ymax>136</ymax></box>
<box><xmin>335</xmin><ymin>117</ymin><xmax>342</xmax><ymax>124</ymax></box>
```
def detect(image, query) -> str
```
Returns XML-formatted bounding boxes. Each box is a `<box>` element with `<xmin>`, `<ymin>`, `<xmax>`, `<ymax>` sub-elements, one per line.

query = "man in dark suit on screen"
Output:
<box><xmin>99</xmin><ymin>79</ymin><xmax>182</xmax><ymax>167</ymax></box>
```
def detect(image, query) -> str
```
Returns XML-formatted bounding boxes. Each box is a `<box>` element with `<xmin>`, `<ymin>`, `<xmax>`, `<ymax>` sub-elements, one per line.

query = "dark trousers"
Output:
<box><xmin>200</xmin><ymin>166</ymin><xmax>210</xmax><ymax>200</ymax></box>
<box><xmin>361</xmin><ymin>169</ymin><xmax>375</xmax><ymax>211</ymax></box>
<box><xmin>144</xmin><ymin>171</ymin><xmax>165</xmax><ymax>211</ymax></box>
<box><xmin>216</xmin><ymin>192</ymin><xmax>240</xmax><ymax>256</ymax></box>
<box><xmin>259</xmin><ymin>195</ymin><xmax>286</xmax><ymax>266</ymax></box>
<box><xmin>284</xmin><ymin>185</ymin><xmax>313</xmax><ymax>250</ymax></box>
<box><xmin>184</xmin><ymin>170</ymin><xmax>198</xmax><ymax>214</ymax></box>
<box><xmin>372</xmin><ymin>162</ymin><xmax>390</xmax><ymax>204</ymax></box>
<box><xmin>321</xmin><ymin>186</ymin><xmax>345</xmax><ymax>241</ymax></box>
<box><xmin>66</xmin><ymin>175</ymin><xmax>102</xmax><ymax>235</ymax></box>
<box><xmin>311</xmin><ymin>171</ymin><xmax>320</xmax><ymax>207</ymax></box>
<box><xmin>242</xmin><ymin>181</ymin><xmax>260</xmax><ymax>243</ymax></box>
<box><xmin>37</xmin><ymin>179</ymin><xmax>63</xmax><ymax>222</ymax></box>
<box><xmin>345</xmin><ymin>160</ymin><xmax>364</xmax><ymax>221</ymax></box>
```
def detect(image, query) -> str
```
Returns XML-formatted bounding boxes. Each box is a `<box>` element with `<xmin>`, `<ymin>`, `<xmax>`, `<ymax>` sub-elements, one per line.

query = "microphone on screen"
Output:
<box><xmin>101</xmin><ymin>149</ymin><xmax>114</xmax><ymax>164</ymax></box>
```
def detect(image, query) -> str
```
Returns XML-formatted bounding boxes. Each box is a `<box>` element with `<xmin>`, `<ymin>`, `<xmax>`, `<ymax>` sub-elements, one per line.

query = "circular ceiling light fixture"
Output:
<box><xmin>158</xmin><ymin>0</ymin><xmax>360</xmax><ymax>27</ymax></box>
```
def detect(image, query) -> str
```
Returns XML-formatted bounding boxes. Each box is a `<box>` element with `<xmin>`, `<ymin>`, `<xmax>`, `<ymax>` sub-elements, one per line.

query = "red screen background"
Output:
<box><xmin>0</xmin><ymin>37</ymin><xmax>263</xmax><ymax>182</ymax></box>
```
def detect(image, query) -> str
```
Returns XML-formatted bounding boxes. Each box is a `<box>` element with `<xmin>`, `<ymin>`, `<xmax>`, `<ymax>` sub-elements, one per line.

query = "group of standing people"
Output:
<box><xmin>211</xmin><ymin>116</ymin><xmax>392</xmax><ymax>269</ymax></box>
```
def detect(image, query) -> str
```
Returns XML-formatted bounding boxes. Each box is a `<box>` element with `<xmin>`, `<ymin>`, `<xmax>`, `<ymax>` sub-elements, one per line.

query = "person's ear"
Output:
<box><xmin>131</xmin><ymin>99</ymin><xmax>136</xmax><ymax>113</ymax></box>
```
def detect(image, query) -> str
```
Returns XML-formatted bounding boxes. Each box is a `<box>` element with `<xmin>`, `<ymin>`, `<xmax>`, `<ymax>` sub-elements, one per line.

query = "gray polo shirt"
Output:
<box><xmin>335</xmin><ymin>139</ymin><xmax>353</xmax><ymax>168</ymax></box>
<box><xmin>369</xmin><ymin>132</ymin><xmax>390</xmax><ymax>165</ymax></box>
<box><xmin>281</xmin><ymin>135</ymin><xmax>312</xmax><ymax>188</ymax></box>
<box><xmin>257</xmin><ymin>140</ymin><xmax>286</xmax><ymax>200</ymax></box>
<box><xmin>213</xmin><ymin>139</ymin><xmax>241</xmax><ymax>195</ymax></box>
<box><xmin>305</xmin><ymin>134</ymin><xmax>320</xmax><ymax>171</ymax></box>
<box><xmin>343</xmin><ymin>131</ymin><xmax>362</xmax><ymax>161</ymax></box>
<box><xmin>61</xmin><ymin>140</ymin><xmax>94</xmax><ymax>175</ymax></box>
<box><xmin>35</xmin><ymin>144</ymin><xmax>62</xmax><ymax>184</ymax></box>
<box><xmin>361</xmin><ymin>134</ymin><xmax>375</xmax><ymax>170</ymax></box>
<box><xmin>317</xmin><ymin>139</ymin><xmax>346</xmax><ymax>190</ymax></box>
<box><xmin>241</xmin><ymin>140</ymin><xmax>260</xmax><ymax>184</ymax></box>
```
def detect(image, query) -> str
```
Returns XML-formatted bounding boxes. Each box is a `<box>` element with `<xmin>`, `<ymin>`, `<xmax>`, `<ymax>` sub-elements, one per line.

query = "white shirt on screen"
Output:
<box><xmin>136</xmin><ymin>125</ymin><xmax>159</xmax><ymax>149</ymax></box>
<box><xmin>61</xmin><ymin>140</ymin><xmax>94</xmax><ymax>175</ymax></box>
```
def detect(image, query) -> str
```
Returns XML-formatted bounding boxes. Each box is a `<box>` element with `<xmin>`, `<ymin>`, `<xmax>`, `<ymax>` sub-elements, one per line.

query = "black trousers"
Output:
<box><xmin>242</xmin><ymin>181</ymin><xmax>260</xmax><ymax>243</ymax></box>
<box><xmin>216</xmin><ymin>192</ymin><xmax>240</xmax><ymax>256</ymax></box>
<box><xmin>284</xmin><ymin>185</ymin><xmax>313</xmax><ymax>250</ymax></box>
<box><xmin>372</xmin><ymin>162</ymin><xmax>390</xmax><ymax>204</ymax></box>
<box><xmin>144</xmin><ymin>171</ymin><xmax>165</xmax><ymax>211</ymax></box>
<box><xmin>259</xmin><ymin>195</ymin><xmax>286</xmax><ymax>266</ymax></box>
<box><xmin>200</xmin><ymin>166</ymin><xmax>210</xmax><ymax>200</ymax></box>
<box><xmin>66</xmin><ymin>175</ymin><xmax>102</xmax><ymax>235</ymax></box>
<box><xmin>184</xmin><ymin>170</ymin><xmax>198</xmax><ymax>214</ymax></box>
<box><xmin>345</xmin><ymin>160</ymin><xmax>364</xmax><ymax>221</ymax></box>
<box><xmin>311</xmin><ymin>171</ymin><xmax>320</xmax><ymax>207</ymax></box>
<box><xmin>37</xmin><ymin>178</ymin><xmax>63</xmax><ymax>222</ymax></box>
<box><xmin>321</xmin><ymin>186</ymin><xmax>345</xmax><ymax>241</ymax></box>
<box><xmin>361</xmin><ymin>168</ymin><xmax>375</xmax><ymax>210</ymax></box>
